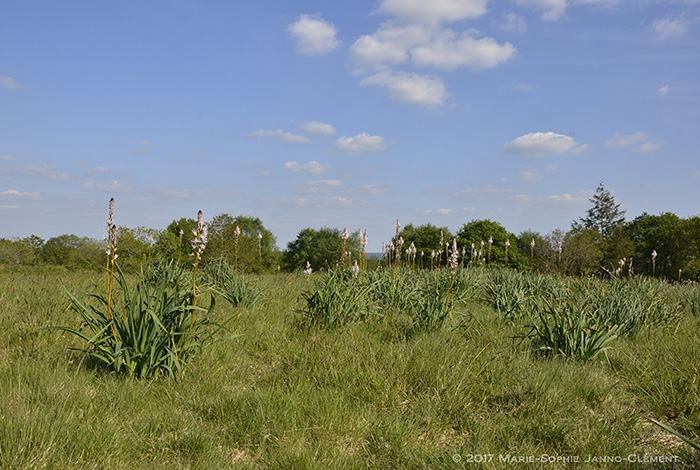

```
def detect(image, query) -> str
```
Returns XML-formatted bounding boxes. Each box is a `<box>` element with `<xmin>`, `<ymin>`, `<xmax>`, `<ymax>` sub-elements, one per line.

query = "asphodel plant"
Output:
<box><xmin>105</xmin><ymin>198</ymin><xmax>118</xmax><ymax>342</ymax></box>
<box><xmin>181</xmin><ymin>210</ymin><xmax>207</xmax><ymax>356</ymax></box>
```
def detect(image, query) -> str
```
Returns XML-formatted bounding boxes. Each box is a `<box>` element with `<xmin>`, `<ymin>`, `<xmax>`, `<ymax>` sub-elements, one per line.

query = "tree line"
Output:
<box><xmin>1</xmin><ymin>184</ymin><xmax>698</xmax><ymax>281</ymax></box>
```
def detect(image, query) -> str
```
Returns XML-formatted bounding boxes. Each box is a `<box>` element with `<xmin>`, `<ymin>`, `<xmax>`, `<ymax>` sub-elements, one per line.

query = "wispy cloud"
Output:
<box><xmin>334</xmin><ymin>133</ymin><xmax>386</xmax><ymax>154</ymax></box>
<box><xmin>0</xmin><ymin>189</ymin><xmax>41</xmax><ymax>200</ymax></box>
<box><xmin>284</xmin><ymin>161</ymin><xmax>330</xmax><ymax>175</ymax></box>
<box><xmin>514</xmin><ymin>0</ymin><xmax>567</xmax><ymax>21</ymax></box>
<box><xmin>82</xmin><ymin>180</ymin><xmax>132</xmax><ymax>193</ymax></box>
<box><xmin>650</xmin><ymin>17</ymin><xmax>689</xmax><ymax>39</ymax></box>
<box><xmin>377</xmin><ymin>0</ymin><xmax>488</xmax><ymax>24</ymax></box>
<box><xmin>501</xmin><ymin>12</ymin><xmax>527</xmax><ymax>33</ymax></box>
<box><xmin>658</xmin><ymin>85</ymin><xmax>671</xmax><ymax>95</ymax></box>
<box><xmin>281</xmin><ymin>196</ymin><xmax>370</xmax><ymax>209</ymax></box>
<box><xmin>504</xmin><ymin>132</ymin><xmax>586</xmax><ymax>157</ymax></box>
<box><xmin>0</xmin><ymin>76</ymin><xmax>24</xmax><ymax>90</ymax></box>
<box><xmin>288</xmin><ymin>14</ymin><xmax>341</xmax><ymax>55</ymax></box>
<box><xmin>606</xmin><ymin>132</ymin><xmax>660</xmax><ymax>152</ymax></box>
<box><xmin>294</xmin><ymin>179</ymin><xmax>344</xmax><ymax>195</ymax></box>
<box><xmin>0</xmin><ymin>155</ymin><xmax>18</xmax><ymax>160</ymax></box>
<box><xmin>17</xmin><ymin>163</ymin><xmax>72</xmax><ymax>181</ymax></box>
<box><xmin>250</xmin><ymin>128</ymin><xmax>311</xmax><ymax>144</ymax></box>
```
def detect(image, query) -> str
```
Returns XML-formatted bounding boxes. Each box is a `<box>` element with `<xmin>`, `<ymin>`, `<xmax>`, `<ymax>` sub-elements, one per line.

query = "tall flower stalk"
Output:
<box><xmin>181</xmin><ymin>210</ymin><xmax>207</xmax><ymax>357</ymax></box>
<box><xmin>105</xmin><ymin>198</ymin><xmax>118</xmax><ymax>342</ymax></box>
<box><xmin>234</xmin><ymin>225</ymin><xmax>241</xmax><ymax>273</ymax></box>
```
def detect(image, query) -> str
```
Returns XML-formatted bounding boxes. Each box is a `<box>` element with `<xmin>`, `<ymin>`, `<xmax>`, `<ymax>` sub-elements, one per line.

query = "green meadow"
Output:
<box><xmin>1</xmin><ymin>262</ymin><xmax>699</xmax><ymax>469</ymax></box>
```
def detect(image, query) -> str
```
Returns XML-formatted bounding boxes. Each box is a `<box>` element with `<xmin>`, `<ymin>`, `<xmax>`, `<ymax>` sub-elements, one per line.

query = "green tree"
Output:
<box><xmin>456</xmin><ymin>219</ymin><xmax>527</xmax><ymax>269</ymax></box>
<box><xmin>162</xmin><ymin>217</ymin><xmax>198</xmax><ymax>262</ymax></box>
<box><xmin>516</xmin><ymin>230</ymin><xmax>552</xmax><ymax>272</ymax></box>
<box><xmin>396</xmin><ymin>223</ymin><xmax>453</xmax><ymax>268</ymax></box>
<box><xmin>628</xmin><ymin>212</ymin><xmax>682</xmax><ymax>278</ymax></box>
<box><xmin>572</xmin><ymin>182</ymin><xmax>631</xmax><ymax>268</ymax></box>
<box><xmin>41</xmin><ymin>234</ymin><xmax>103</xmax><ymax>269</ymax></box>
<box><xmin>206</xmin><ymin>214</ymin><xmax>280</xmax><ymax>273</ymax></box>
<box><xmin>116</xmin><ymin>226</ymin><xmax>160</xmax><ymax>270</ymax></box>
<box><xmin>282</xmin><ymin>227</ymin><xmax>360</xmax><ymax>272</ymax></box>
<box><xmin>574</xmin><ymin>182</ymin><xmax>626</xmax><ymax>240</ymax></box>
<box><xmin>560</xmin><ymin>228</ymin><xmax>603</xmax><ymax>276</ymax></box>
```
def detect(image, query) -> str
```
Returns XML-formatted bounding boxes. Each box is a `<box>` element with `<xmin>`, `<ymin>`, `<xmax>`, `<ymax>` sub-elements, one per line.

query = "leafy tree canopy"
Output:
<box><xmin>282</xmin><ymin>227</ymin><xmax>360</xmax><ymax>272</ymax></box>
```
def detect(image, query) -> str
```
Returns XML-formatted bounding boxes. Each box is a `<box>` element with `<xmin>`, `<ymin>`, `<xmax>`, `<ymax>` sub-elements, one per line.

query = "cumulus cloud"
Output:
<box><xmin>504</xmin><ymin>132</ymin><xmax>585</xmax><ymax>157</ymax></box>
<box><xmin>288</xmin><ymin>14</ymin><xmax>341</xmax><ymax>55</ymax></box>
<box><xmin>350</xmin><ymin>23</ymin><xmax>515</xmax><ymax>72</ymax></box>
<box><xmin>0</xmin><ymin>189</ymin><xmax>41</xmax><ymax>200</ymax></box>
<box><xmin>334</xmin><ymin>133</ymin><xmax>387</xmax><ymax>154</ymax></box>
<box><xmin>0</xmin><ymin>76</ymin><xmax>24</xmax><ymax>90</ymax></box>
<box><xmin>378</xmin><ymin>0</ymin><xmax>488</xmax><ymax>24</ymax></box>
<box><xmin>360</xmin><ymin>71</ymin><xmax>449</xmax><ymax>106</ymax></box>
<box><xmin>658</xmin><ymin>85</ymin><xmax>671</xmax><ymax>95</ymax></box>
<box><xmin>411</xmin><ymin>29</ymin><xmax>516</xmax><ymax>70</ymax></box>
<box><xmin>650</xmin><ymin>17</ymin><xmax>689</xmax><ymax>39</ymax></box>
<box><xmin>250</xmin><ymin>128</ymin><xmax>311</xmax><ymax>144</ymax></box>
<box><xmin>284</xmin><ymin>161</ymin><xmax>330</xmax><ymax>175</ymax></box>
<box><xmin>606</xmin><ymin>132</ymin><xmax>660</xmax><ymax>152</ymax></box>
<box><xmin>301</xmin><ymin>121</ymin><xmax>336</xmax><ymax>135</ymax></box>
<box><xmin>514</xmin><ymin>0</ymin><xmax>567</xmax><ymax>21</ymax></box>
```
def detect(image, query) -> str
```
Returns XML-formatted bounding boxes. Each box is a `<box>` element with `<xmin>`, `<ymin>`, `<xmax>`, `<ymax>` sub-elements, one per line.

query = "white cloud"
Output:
<box><xmin>606</xmin><ymin>132</ymin><xmax>660</xmax><ymax>152</ymax></box>
<box><xmin>145</xmin><ymin>186</ymin><xmax>236</xmax><ymax>200</ymax></box>
<box><xmin>514</xmin><ymin>0</ymin><xmax>567</xmax><ymax>21</ymax></box>
<box><xmin>650</xmin><ymin>17</ymin><xmax>689</xmax><ymax>39</ymax></box>
<box><xmin>282</xmin><ymin>196</ymin><xmax>370</xmax><ymax>209</ymax></box>
<box><xmin>424</xmin><ymin>208</ymin><xmax>453</xmax><ymax>215</ymax></box>
<box><xmin>453</xmin><ymin>183</ymin><xmax>514</xmax><ymax>199</ymax></box>
<box><xmin>19</xmin><ymin>163</ymin><xmax>72</xmax><ymax>181</ymax></box>
<box><xmin>92</xmin><ymin>166</ymin><xmax>110</xmax><ymax>174</ymax></box>
<box><xmin>501</xmin><ymin>12</ymin><xmax>527</xmax><ymax>33</ymax></box>
<box><xmin>0</xmin><ymin>155</ymin><xmax>18</xmax><ymax>160</ymax></box>
<box><xmin>350</xmin><ymin>23</ymin><xmax>515</xmax><ymax>72</ymax></box>
<box><xmin>658</xmin><ymin>85</ymin><xmax>671</xmax><ymax>95</ymax></box>
<box><xmin>250</xmin><ymin>128</ymin><xmax>311</xmax><ymax>144</ymax></box>
<box><xmin>0</xmin><ymin>76</ymin><xmax>24</xmax><ymax>90</ymax></box>
<box><xmin>356</xmin><ymin>184</ymin><xmax>390</xmax><ymax>195</ymax></box>
<box><xmin>378</xmin><ymin>0</ymin><xmax>488</xmax><ymax>24</ymax></box>
<box><xmin>288</xmin><ymin>14</ymin><xmax>341</xmax><ymax>55</ymax></box>
<box><xmin>360</xmin><ymin>71</ymin><xmax>448</xmax><ymax>106</ymax></box>
<box><xmin>294</xmin><ymin>179</ymin><xmax>344</xmax><ymax>195</ymax></box>
<box><xmin>301</xmin><ymin>121</ymin><xmax>336</xmax><ymax>135</ymax></box>
<box><xmin>83</xmin><ymin>180</ymin><xmax>132</xmax><ymax>193</ymax></box>
<box><xmin>410</xmin><ymin>29</ymin><xmax>516</xmax><ymax>70</ymax></box>
<box><xmin>284</xmin><ymin>161</ymin><xmax>330</xmax><ymax>175</ymax></box>
<box><xmin>0</xmin><ymin>189</ymin><xmax>41</xmax><ymax>200</ymax></box>
<box><xmin>334</xmin><ymin>133</ymin><xmax>387</xmax><ymax>154</ymax></box>
<box><xmin>349</xmin><ymin>23</ymin><xmax>431</xmax><ymax>71</ymax></box>
<box><xmin>518</xmin><ymin>168</ymin><xmax>545</xmax><ymax>183</ymax></box>
<box><xmin>504</xmin><ymin>132</ymin><xmax>584</xmax><ymax>157</ymax></box>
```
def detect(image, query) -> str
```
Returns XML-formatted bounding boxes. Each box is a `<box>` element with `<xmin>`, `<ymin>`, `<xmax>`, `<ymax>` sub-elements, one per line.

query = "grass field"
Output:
<box><xmin>1</xmin><ymin>264</ymin><xmax>699</xmax><ymax>469</ymax></box>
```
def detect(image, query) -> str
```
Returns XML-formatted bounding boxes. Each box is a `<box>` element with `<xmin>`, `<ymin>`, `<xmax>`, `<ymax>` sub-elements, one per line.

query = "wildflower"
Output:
<box><xmin>304</xmin><ymin>261</ymin><xmax>312</xmax><ymax>276</ymax></box>
<box><xmin>352</xmin><ymin>259</ymin><xmax>359</xmax><ymax>277</ymax></box>
<box><xmin>450</xmin><ymin>238</ymin><xmax>458</xmax><ymax>270</ymax></box>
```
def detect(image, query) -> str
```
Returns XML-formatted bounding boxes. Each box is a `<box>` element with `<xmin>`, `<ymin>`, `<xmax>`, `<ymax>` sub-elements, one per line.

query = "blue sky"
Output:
<box><xmin>1</xmin><ymin>0</ymin><xmax>699</xmax><ymax>251</ymax></box>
